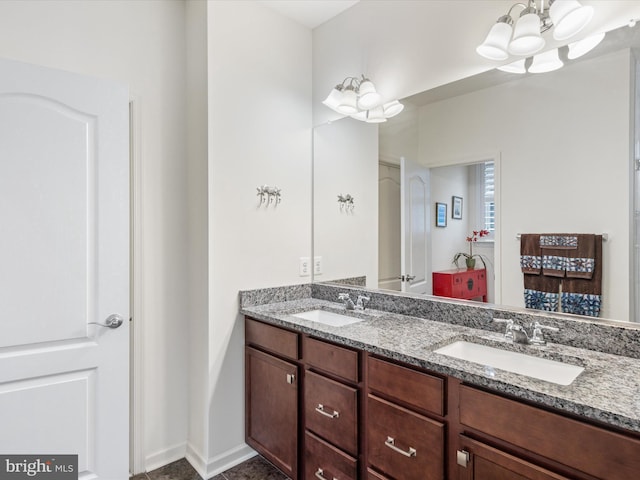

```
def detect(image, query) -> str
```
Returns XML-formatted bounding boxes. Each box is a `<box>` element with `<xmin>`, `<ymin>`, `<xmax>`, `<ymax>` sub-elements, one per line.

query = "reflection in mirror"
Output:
<box><xmin>313</xmin><ymin>22</ymin><xmax>640</xmax><ymax>324</ymax></box>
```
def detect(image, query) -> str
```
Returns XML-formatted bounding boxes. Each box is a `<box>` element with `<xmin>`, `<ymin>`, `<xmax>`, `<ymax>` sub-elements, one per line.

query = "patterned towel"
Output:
<box><xmin>540</xmin><ymin>234</ymin><xmax>576</xmax><ymax>277</ymax></box>
<box><xmin>520</xmin><ymin>234</ymin><xmax>541</xmax><ymax>274</ymax></box>
<box><xmin>562</xmin><ymin>235</ymin><xmax>602</xmax><ymax>317</ymax></box>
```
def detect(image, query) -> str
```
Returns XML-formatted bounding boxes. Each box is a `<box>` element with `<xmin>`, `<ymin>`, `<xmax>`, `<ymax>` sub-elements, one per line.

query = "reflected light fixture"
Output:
<box><xmin>323</xmin><ymin>75</ymin><xmax>404</xmax><ymax>123</ymax></box>
<box><xmin>528</xmin><ymin>48</ymin><xmax>563</xmax><ymax>73</ymax></box>
<box><xmin>477</xmin><ymin>0</ymin><xmax>594</xmax><ymax>61</ymax></box>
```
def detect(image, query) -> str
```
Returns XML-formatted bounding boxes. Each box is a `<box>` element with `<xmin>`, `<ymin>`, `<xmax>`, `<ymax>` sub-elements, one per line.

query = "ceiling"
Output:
<box><xmin>259</xmin><ymin>0</ymin><xmax>360</xmax><ymax>29</ymax></box>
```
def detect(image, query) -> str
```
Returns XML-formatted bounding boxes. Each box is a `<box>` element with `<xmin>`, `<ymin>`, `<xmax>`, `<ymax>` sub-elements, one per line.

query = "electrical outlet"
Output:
<box><xmin>299</xmin><ymin>257</ymin><xmax>311</xmax><ymax>276</ymax></box>
<box><xmin>314</xmin><ymin>256</ymin><xmax>322</xmax><ymax>275</ymax></box>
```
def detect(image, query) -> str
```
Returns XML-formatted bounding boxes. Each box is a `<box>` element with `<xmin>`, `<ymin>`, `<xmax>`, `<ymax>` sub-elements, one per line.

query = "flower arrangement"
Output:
<box><xmin>453</xmin><ymin>229</ymin><xmax>489</xmax><ymax>269</ymax></box>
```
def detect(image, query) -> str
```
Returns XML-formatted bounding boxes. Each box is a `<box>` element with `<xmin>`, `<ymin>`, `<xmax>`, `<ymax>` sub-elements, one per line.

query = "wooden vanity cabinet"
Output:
<box><xmin>367</xmin><ymin>355</ymin><xmax>446</xmax><ymax>480</ymax></box>
<box><xmin>245</xmin><ymin>316</ymin><xmax>640</xmax><ymax>480</ymax></box>
<box><xmin>456</xmin><ymin>385</ymin><xmax>640</xmax><ymax>480</ymax></box>
<box><xmin>245</xmin><ymin>319</ymin><xmax>300</xmax><ymax>479</ymax></box>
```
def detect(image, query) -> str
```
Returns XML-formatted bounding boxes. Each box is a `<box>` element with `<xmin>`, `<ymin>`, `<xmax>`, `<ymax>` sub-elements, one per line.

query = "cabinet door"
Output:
<box><xmin>246</xmin><ymin>346</ymin><xmax>298</xmax><ymax>479</ymax></box>
<box><xmin>457</xmin><ymin>435</ymin><xmax>570</xmax><ymax>480</ymax></box>
<box><xmin>367</xmin><ymin>395</ymin><xmax>444</xmax><ymax>480</ymax></box>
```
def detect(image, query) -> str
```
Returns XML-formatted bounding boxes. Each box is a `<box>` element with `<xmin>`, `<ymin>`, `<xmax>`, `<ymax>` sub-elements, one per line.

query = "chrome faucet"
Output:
<box><xmin>493</xmin><ymin>318</ymin><xmax>559</xmax><ymax>345</ymax></box>
<box><xmin>338</xmin><ymin>293</ymin><xmax>355</xmax><ymax>310</ymax></box>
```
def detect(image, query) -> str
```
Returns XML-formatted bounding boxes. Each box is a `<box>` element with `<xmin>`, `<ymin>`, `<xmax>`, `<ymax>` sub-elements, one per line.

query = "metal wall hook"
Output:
<box><xmin>257</xmin><ymin>185</ymin><xmax>282</xmax><ymax>206</ymax></box>
<box><xmin>338</xmin><ymin>193</ymin><xmax>355</xmax><ymax>212</ymax></box>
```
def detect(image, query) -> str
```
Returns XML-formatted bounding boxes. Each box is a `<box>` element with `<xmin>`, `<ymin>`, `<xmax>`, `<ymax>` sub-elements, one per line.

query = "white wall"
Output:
<box><xmin>185</xmin><ymin>0</ymin><xmax>209</xmax><ymax>471</ymax></box>
<box><xmin>419</xmin><ymin>49</ymin><xmax>631</xmax><ymax>320</ymax></box>
<box><xmin>204</xmin><ymin>1</ymin><xmax>312</xmax><ymax>476</ymax></box>
<box><xmin>314</xmin><ymin>119</ymin><xmax>379</xmax><ymax>285</ymax></box>
<box><xmin>0</xmin><ymin>0</ymin><xmax>190</xmax><ymax>471</ymax></box>
<box><xmin>430</xmin><ymin>165</ymin><xmax>470</xmax><ymax>272</ymax></box>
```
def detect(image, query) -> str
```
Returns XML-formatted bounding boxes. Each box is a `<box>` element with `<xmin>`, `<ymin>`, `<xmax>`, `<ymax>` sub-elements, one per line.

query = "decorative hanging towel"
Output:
<box><xmin>523</xmin><ymin>274</ymin><xmax>561</xmax><ymax>312</ymax></box>
<box><xmin>565</xmin><ymin>234</ymin><xmax>596</xmax><ymax>279</ymax></box>
<box><xmin>561</xmin><ymin>235</ymin><xmax>602</xmax><ymax>317</ymax></box>
<box><xmin>520</xmin><ymin>234</ymin><xmax>542</xmax><ymax>274</ymax></box>
<box><xmin>540</xmin><ymin>235</ymin><xmax>576</xmax><ymax>277</ymax></box>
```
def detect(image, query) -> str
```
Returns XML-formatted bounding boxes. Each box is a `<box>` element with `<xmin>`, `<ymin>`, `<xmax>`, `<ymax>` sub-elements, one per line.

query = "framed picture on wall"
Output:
<box><xmin>436</xmin><ymin>202</ymin><xmax>447</xmax><ymax>227</ymax></box>
<box><xmin>452</xmin><ymin>196</ymin><xmax>463</xmax><ymax>219</ymax></box>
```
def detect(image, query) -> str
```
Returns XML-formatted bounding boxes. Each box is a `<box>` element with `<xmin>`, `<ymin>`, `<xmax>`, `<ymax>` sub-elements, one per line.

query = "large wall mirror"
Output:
<box><xmin>312</xmin><ymin>22</ymin><xmax>640</xmax><ymax>324</ymax></box>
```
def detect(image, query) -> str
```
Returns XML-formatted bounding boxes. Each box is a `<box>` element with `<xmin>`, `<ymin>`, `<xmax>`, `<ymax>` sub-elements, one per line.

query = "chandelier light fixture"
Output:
<box><xmin>322</xmin><ymin>75</ymin><xmax>404</xmax><ymax>123</ymax></box>
<box><xmin>477</xmin><ymin>0</ymin><xmax>601</xmax><ymax>74</ymax></box>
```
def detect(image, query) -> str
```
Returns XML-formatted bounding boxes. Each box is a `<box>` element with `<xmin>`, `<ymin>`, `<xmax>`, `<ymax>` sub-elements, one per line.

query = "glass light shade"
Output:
<box><xmin>336</xmin><ymin>87</ymin><xmax>359</xmax><ymax>115</ymax></box>
<box><xmin>322</xmin><ymin>87</ymin><xmax>344</xmax><ymax>113</ymax></box>
<box><xmin>549</xmin><ymin>0</ymin><xmax>593</xmax><ymax>41</ymax></box>
<box><xmin>350</xmin><ymin>110</ymin><xmax>368</xmax><ymax>121</ymax></box>
<box><xmin>365</xmin><ymin>106</ymin><xmax>387</xmax><ymax>123</ymax></box>
<box><xmin>476</xmin><ymin>21</ymin><xmax>513</xmax><ymax>60</ymax></box>
<box><xmin>528</xmin><ymin>48</ymin><xmax>564</xmax><ymax>73</ymax></box>
<box><xmin>497</xmin><ymin>59</ymin><xmax>527</xmax><ymax>74</ymax></box>
<box><xmin>357</xmin><ymin>79</ymin><xmax>382</xmax><ymax>109</ymax></box>
<box><xmin>383</xmin><ymin>100</ymin><xmax>404</xmax><ymax>118</ymax></box>
<box><xmin>509</xmin><ymin>13</ymin><xmax>545</xmax><ymax>56</ymax></box>
<box><xmin>567</xmin><ymin>32</ymin><xmax>605</xmax><ymax>59</ymax></box>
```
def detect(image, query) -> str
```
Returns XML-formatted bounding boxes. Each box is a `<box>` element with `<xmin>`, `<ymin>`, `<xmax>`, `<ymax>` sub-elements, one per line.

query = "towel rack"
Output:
<box><xmin>516</xmin><ymin>233</ymin><xmax>608</xmax><ymax>241</ymax></box>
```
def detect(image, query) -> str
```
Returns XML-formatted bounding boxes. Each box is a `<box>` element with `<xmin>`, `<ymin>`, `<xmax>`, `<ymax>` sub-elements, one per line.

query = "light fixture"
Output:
<box><xmin>549</xmin><ymin>0</ymin><xmax>593</xmax><ymax>40</ymax></box>
<box><xmin>323</xmin><ymin>75</ymin><xmax>403</xmax><ymax>123</ymax></box>
<box><xmin>477</xmin><ymin>0</ymin><xmax>594</xmax><ymax>61</ymax></box>
<box><xmin>567</xmin><ymin>31</ymin><xmax>605</xmax><ymax>59</ymax></box>
<box><xmin>497</xmin><ymin>58</ymin><xmax>527</xmax><ymax>74</ymax></box>
<box><xmin>528</xmin><ymin>48</ymin><xmax>564</xmax><ymax>73</ymax></box>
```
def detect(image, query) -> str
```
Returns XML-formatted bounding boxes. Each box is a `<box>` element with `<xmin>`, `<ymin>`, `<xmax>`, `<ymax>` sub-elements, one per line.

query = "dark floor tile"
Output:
<box><xmin>130</xmin><ymin>475</ymin><xmax>149</xmax><ymax>480</ymax></box>
<box><xmin>220</xmin><ymin>456</ymin><xmax>288</xmax><ymax>480</ymax></box>
<box><xmin>209</xmin><ymin>476</ymin><xmax>225</xmax><ymax>480</ymax></box>
<box><xmin>146</xmin><ymin>458</ymin><xmax>202</xmax><ymax>480</ymax></box>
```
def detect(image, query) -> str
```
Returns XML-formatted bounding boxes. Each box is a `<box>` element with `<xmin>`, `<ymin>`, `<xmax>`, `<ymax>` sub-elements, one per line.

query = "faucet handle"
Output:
<box><xmin>530</xmin><ymin>322</ymin><xmax>559</xmax><ymax>345</ymax></box>
<box><xmin>493</xmin><ymin>318</ymin><xmax>514</xmax><ymax>339</ymax></box>
<box><xmin>356</xmin><ymin>295</ymin><xmax>370</xmax><ymax>310</ymax></box>
<box><xmin>338</xmin><ymin>293</ymin><xmax>350</xmax><ymax>300</ymax></box>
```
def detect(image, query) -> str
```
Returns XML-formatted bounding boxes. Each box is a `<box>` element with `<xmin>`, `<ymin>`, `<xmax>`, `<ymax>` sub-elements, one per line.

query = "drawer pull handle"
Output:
<box><xmin>315</xmin><ymin>468</ymin><xmax>338</xmax><ymax>480</ymax></box>
<box><xmin>385</xmin><ymin>436</ymin><xmax>417</xmax><ymax>458</ymax></box>
<box><xmin>315</xmin><ymin>404</ymin><xmax>339</xmax><ymax>419</ymax></box>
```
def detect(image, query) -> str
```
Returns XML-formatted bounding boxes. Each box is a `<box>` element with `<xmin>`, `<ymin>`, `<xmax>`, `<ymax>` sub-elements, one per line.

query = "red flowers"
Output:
<box><xmin>467</xmin><ymin>229</ymin><xmax>489</xmax><ymax>244</ymax></box>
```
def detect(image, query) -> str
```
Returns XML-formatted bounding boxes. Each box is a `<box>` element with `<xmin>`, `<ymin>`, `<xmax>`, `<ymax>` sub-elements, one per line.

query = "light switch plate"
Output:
<box><xmin>299</xmin><ymin>257</ymin><xmax>311</xmax><ymax>276</ymax></box>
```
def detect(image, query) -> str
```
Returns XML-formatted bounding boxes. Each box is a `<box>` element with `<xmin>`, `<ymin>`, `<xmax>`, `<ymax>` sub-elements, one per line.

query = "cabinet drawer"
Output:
<box><xmin>367</xmin><ymin>469</ymin><xmax>390</xmax><ymax>480</ymax></box>
<box><xmin>305</xmin><ymin>336</ymin><xmax>359</xmax><ymax>383</ymax></box>
<box><xmin>368</xmin><ymin>356</ymin><xmax>444</xmax><ymax>416</ymax></box>
<box><xmin>305</xmin><ymin>370</ymin><xmax>358</xmax><ymax>455</ymax></box>
<box><xmin>305</xmin><ymin>431</ymin><xmax>357</xmax><ymax>480</ymax></box>
<box><xmin>245</xmin><ymin>318</ymin><xmax>299</xmax><ymax>360</ymax></box>
<box><xmin>367</xmin><ymin>395</ymin><xmax>445</xmax><ymax>480</ymax></box>
<box><xmin>459</xmin><ymin>386</ymin><xmax>640</xmax><ymax>480</ymax></box>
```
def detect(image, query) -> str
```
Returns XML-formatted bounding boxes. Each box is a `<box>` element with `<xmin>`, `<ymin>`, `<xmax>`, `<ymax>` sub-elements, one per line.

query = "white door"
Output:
<box><xmin>0</xmin><ymin>58</ymin><xmax>129</xmax><ymax>479</ymax></box>
<box><xmin>400</xmin><ymin>157</ymin><xmax>430</xmax><ymax>294</ymax></box>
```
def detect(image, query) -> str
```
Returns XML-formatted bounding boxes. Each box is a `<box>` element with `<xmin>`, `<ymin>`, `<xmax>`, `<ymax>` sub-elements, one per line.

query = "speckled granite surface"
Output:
<box><xmin>239</xmin><ymin>283</ymin><xmax>640</xmax><ymax>434</ymax></box>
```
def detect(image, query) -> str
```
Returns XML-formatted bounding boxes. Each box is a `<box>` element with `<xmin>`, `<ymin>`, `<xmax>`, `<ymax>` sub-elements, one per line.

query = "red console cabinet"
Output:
<box><xmin>432</xmin><ymin>268</ymin><xmax>487</xmax><ymax>302</ymax></box>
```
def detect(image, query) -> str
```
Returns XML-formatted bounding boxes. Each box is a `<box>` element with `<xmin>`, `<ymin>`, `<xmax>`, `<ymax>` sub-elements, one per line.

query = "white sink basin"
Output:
<box><xmin>292</xmin><ymin>309</ymin><xmax>364</xmax><ymax>327</ymax></box>
<box><xmin>434</xmin><ymin>341</ymin><xmax>584</xmax><ymax>386</ymax></box>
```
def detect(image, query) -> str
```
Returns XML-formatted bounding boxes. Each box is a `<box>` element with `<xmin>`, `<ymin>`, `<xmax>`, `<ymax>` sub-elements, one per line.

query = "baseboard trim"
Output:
<box><xmin>145</xmin><ymin>442</ymin><xmax>187</xmax><ymax>473</ymax></box>
<box><xmin>199</xmin><ymin>443</ymin><xmax>257</xmax><ymax>478</ymax></box>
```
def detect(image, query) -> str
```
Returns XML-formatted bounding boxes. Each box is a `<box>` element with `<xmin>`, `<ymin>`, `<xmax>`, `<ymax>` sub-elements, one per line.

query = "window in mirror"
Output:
<box><xmin>473</xmin><ymin>161</ymin><xmax>495</xmax><ymax>239</ymax></box>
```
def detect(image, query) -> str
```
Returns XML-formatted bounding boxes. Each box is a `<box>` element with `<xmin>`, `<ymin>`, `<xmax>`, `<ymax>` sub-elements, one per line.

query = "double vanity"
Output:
<box><xmin>240</xmin><ymin>282</ymin><xmax>640</xmax><ymax>480</ymax></box>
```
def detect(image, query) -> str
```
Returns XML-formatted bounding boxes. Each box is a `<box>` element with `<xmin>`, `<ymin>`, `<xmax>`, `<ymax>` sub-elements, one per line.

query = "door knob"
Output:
<box><xmin>89</xmin><ymin>314</ymin><xmax>124</xmax><ymax>329</ymax></box>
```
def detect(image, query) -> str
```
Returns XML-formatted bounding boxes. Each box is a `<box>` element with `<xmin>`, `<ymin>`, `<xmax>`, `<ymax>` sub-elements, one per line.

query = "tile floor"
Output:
<box><xmin>130</xmin><ymin>456</ymin><xmax>289</xmax><ymax>480</ymax></box>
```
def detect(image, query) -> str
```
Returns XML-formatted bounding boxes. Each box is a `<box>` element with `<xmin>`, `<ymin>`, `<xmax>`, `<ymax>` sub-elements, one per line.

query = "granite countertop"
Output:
<box><xmin>241</xmin><ymin>298</ymin><xmax>640</xmax><ymax>434</ymax></box>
